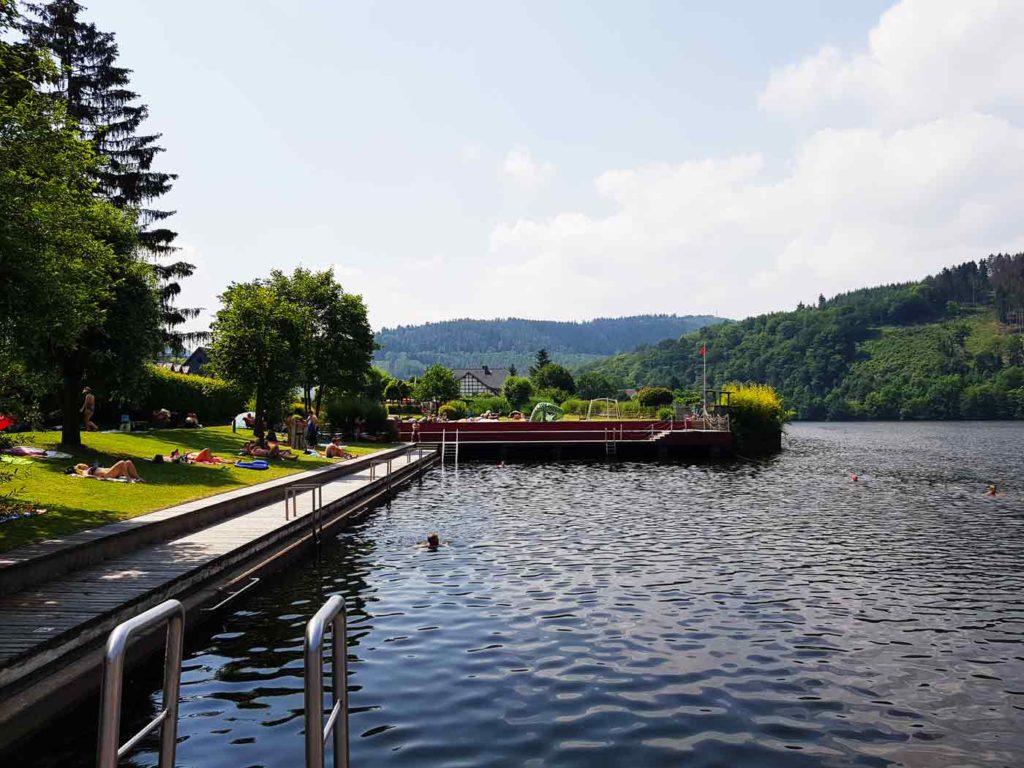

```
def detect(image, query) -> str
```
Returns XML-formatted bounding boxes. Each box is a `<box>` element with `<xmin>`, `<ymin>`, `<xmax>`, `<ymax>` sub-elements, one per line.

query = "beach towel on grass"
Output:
<box><xmin>2</xmin><ymin>447</ymin><xmax>72</xmax><ymax>459</ymax></box>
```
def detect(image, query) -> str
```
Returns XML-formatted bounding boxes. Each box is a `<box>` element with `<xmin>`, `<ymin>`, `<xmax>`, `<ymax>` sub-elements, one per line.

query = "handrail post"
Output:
<box><xmin>97</xmin><ymin>600</ymin><xmax>185</xmax><ymax>768</ymax></box>
<box><xmin>305</xmin><ymin>595</ymin><xmax>349</xmax><ymax>768</ymax></box>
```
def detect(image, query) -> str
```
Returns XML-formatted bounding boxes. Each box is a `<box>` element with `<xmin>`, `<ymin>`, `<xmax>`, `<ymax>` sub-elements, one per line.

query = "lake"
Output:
<box><xmin>15</xmin><ymin>422</ymin><xmax>1024</xmax><ymax>767</ymax></box>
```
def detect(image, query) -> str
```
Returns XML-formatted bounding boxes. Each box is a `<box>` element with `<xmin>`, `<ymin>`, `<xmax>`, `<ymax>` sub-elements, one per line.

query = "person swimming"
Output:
<box><xmin>986</xmin><ymin>484</ymin><xmax>998</xmax><ymax>497</ymax></box>
<box><xmin>418</xmin><ymin>532</ymin><xmax>445</xmax><ymax>549</ymax></box>
<box><xmin>850</xmin><ymin>473</ymin><xmax>859</xmax><ymax>482</ymax></box>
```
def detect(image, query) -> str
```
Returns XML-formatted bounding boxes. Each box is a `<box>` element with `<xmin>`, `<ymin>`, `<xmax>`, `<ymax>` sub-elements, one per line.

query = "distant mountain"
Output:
<box><xmin>374</xmin><ymin>315</ymin><xmax>728</xmax><ymax>378</ymax></box>
<box><xmin>586</xmin><ymin>255</ymin><xmax>1024</xmax><ymax>420</ymax></box>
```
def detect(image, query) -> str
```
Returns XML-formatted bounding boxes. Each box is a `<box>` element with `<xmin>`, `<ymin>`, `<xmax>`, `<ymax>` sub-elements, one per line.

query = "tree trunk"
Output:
<box><xmin>61</xmin><ymin>360</ymin><xmax>83</xmax><ymax>448</ymax></box>
<box><xmin>314</xmin><ymin>386</ymin><xmax>326</xmax><ymax>419</ymax></box>
<box><xmin>253</xmin><ymin>387</ymin><xmax>266</xmax><ymax>442</ymax></box>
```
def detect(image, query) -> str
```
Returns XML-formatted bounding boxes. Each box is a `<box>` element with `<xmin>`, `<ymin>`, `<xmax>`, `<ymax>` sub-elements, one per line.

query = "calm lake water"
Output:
<box><xmin>15</xmin><ymin>422</ymin><xmax>1024</xmax><ymax>767</ymax></box>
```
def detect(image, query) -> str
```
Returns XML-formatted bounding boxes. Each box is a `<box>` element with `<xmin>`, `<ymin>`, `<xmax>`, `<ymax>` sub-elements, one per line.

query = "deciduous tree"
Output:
<box><xmin>532</xmin><ymin>362</ymin><xmax>576</xmax><ymax>395</ymax></box>
<box><xmin>414</xmin><ymin>365</ymin><xmax>459</xmax><ymax>403</ymax></box>
<box><xmin>207</xmin><ymin>282</ymin><xmax>300</xmax><ymax>425</ymax></box>
<box><xmin>0</xmin><ymin>89</ymin><xmax>158</xmax><ymax>446</ymax></box>
<box><xmin>269</xmin><ymin>267</ymin><xmax>375</xmax><ymax>414</ymax></box>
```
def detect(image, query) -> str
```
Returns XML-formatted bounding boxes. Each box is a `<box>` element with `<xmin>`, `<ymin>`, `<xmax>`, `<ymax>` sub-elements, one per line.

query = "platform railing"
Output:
<box><xmin>96</xmin><ymin>599</ymin><xmax>185</xmax><ymax>768</ymax></box>
<box><xmin>305</xmin><ymin>595</ymin><xmax>349</xmax><ymax>768</ymax></box>
<box><xmin>285</xmin><ymin>483</ymin><xmax>323</xmax><ymax>521</ymax></box>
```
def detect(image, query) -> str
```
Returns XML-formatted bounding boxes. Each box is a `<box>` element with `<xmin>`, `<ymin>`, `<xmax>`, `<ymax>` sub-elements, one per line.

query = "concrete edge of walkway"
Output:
<box><xmin>0</xmin><ymin>444</ymin><xmax>420</xmax><ymax>596</ymax></box>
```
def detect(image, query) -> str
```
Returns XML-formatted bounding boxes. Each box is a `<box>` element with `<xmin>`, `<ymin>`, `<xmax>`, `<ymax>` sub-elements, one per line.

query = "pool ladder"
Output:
<box><xmin>96</xmin><ymin>597</ymin><xmax>350</xmax><ymax>768</ymax></box>
<box><xmin>441</xmin><ymin>428</ymin><xmax>460</xmax><ymax>465</ymax></box>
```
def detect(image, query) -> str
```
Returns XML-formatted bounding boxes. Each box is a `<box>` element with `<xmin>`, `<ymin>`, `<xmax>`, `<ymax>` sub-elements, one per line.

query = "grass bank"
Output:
<box><xmin>0</xmin><ymin>426</ymin><xmax>393</xmax><ymax>552</ymax></box>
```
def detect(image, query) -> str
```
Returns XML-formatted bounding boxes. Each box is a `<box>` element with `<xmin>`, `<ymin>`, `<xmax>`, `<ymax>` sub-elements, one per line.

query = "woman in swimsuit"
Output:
<box><xmin>169</xmin><ymin>448</ymin><xmax>228</xmax><ymax>464</ymax></box>
<box><xmin>74</xmin><ymin>460</ymin><xmax>142</xmax><ymax>480</ymax></box>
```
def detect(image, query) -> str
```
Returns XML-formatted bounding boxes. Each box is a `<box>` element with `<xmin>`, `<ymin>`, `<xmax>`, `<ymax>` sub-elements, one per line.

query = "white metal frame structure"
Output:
<box><xmin>585</xmin><ymin>398</ymin><xmax>620</xmax><ymax>420</ymax></box>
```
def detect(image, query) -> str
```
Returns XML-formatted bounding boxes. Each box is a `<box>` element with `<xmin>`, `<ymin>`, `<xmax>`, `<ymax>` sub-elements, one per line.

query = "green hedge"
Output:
<box><xmin>439</xmin><ymin>400</ymin><xmax>468</xmax><ymax>420</ymax></box>
<box><xmin>141</xmin><ymin>365</ymin><xmax>248</xmax><ymax>423</ymax></box>
<box><xmin>325</xmin><ymin>395</ymin><xmax>390</xmax><ymax>434</ymax></box>
<box><xmin>467</xmin><ymin>395</ymin><xmax>510</xmax><ymax>415</ymax></box>
<box><xmin>387</xmin><ymin>404</ymin><xmax>422</xmax><ymax>415</ymax></box>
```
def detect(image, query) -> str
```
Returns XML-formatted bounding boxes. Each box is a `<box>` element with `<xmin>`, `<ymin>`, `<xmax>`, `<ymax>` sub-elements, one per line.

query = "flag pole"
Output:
<box><xmin>702</xmin><ymin>344</ymin><xmax>707</xmax><ymax>416</ymax></box>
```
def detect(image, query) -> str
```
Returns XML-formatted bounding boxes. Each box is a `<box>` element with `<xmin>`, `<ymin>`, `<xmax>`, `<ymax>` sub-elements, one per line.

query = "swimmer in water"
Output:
<box><xmin>850</xmin><ymin>473</ymin><xmax>859</xmax><ymax>482</ymax></box>
<box><xmin>986</xmin><ymin>484</ymin><xmax>998</xmax><ymax>497</ymax></box>
<box><xmin>417</xmin><ymin>532</ymin><xmax>446</xmax><ymax>549</ymax></box>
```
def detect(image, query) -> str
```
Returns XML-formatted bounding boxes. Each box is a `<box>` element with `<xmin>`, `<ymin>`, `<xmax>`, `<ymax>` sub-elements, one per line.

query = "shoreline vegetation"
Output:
<box><xmin>585</xmin><ymin>257</ymin><xmax>1024</xmax><ymax>421</ymax></box>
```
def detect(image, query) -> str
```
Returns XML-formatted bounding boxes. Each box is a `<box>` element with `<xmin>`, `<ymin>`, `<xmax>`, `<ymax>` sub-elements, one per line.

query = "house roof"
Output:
<box><xmin>452</xmin><ymin>367</ymin><xmax>511</xmax><ymax>391</ymax></box>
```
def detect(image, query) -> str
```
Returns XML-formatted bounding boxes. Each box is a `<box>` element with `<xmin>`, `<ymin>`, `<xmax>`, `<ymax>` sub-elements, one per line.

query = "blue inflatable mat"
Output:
<box><xmin>235</xmin><ymin>459</ymin><xmax>269</xmax><ymax>470</ymax></box>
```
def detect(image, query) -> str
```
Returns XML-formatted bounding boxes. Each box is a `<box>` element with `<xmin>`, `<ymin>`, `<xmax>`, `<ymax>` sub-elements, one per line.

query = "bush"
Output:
<box><xmin>325</xmin><ymin>395</ymin><xmax>389</xmax><ymax>434</ymax></box>
<box><xmin>502</xmin><ymin>376</ymin><xmax>534</xmax><ymax>408</ymax></box>
<box><xmin>637</xmin><ymin>386</ymin><xmax>674</xmax><ymax>407</ymax></box>
<box><xmin>560</xmin><ymin>398</ymin><xmax>587</xmax><ymax>415</ymax></box>
<box><xmin>656</xmin><ymin>406</ymin><xmax>674</xmax><ymax>420</ymax></box>
<box><xmin>387</xmin><ymin>403</ymin><xmax>422</xmax><ymax>415</ymax></box>
<box><xmin>537</xmin><ymin>387</ymin><xmax>571</xmax><ymax>405</ymax></box>
<box><xmin>439</xmin><ymin>399</ymin><xmax>468</xmax><ymax>420</ymax></box>
<box><xmin>673</xmin><ymin>389</ymin><xmax>702</xmax><ymax>406</ymax></box>
<box><xmin>724</xmin><ymin>382</ymin><xmax>793</xmax><ymax>452</ymax></box>
<box><xmin>141</xmin><ymin>365</ymin><xmax>248</xmax><ymax>423</ymax></box>
<box><xmin>468</xmin><ymin>395</ymin><xmax>510</xmax><ymax>415</ymax></box>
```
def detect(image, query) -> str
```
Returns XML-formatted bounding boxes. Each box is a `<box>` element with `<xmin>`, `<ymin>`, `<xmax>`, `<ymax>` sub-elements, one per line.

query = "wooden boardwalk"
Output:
<box><xmin>0</xmin><ymin>447</ymin><xmax>433</xmax><ymax>694</ymax></box>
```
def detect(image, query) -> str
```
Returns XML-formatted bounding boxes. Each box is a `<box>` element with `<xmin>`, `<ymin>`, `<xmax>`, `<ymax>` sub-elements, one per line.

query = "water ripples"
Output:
<box><xmin>18</xmin><ymin>422</ymin><xmax>1024</xmax><ymax>767</ymax></box>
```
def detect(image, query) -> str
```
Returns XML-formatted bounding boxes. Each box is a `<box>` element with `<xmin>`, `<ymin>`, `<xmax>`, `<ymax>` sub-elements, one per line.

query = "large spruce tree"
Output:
<box><xmin>24</xmin><ymin>0</ymin><xmax>202</xmax><ymax>353</ymax></box>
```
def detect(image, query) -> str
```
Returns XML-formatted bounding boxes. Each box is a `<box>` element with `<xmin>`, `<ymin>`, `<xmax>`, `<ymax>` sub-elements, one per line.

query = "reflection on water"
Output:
<box><xmin>15</xmin><ymin>422</ymin><xmax>1024</xmax><ymax>767</ymax></box>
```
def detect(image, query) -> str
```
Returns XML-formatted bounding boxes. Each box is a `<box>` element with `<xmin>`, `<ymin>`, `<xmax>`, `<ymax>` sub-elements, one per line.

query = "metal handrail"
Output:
<box><xmin>97</xmin><ymin>599</ymin><xmax>185</xmax><ymax>768</ymax></box>
<box><xmin>305</xmin><ymin>595</ymin><xmax>349</xmax><ymax>768</ymax></box>
<box><xmin>286</xmin><ymin>483</ymin><xmax>323</xmax><ymax>521</ymax></box>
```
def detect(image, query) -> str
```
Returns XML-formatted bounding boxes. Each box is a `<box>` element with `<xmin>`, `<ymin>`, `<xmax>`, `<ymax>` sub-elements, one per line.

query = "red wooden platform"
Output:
<box><xmin>396</xmin><ymin>420</ymin><xmax>733</xmax><ymax>455</ymax></box>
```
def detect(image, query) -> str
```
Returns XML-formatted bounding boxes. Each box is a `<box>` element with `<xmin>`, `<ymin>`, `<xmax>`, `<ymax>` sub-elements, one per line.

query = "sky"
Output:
<box><xmin>80</xmin><ymin>0</ymin><xmax>1024</xmax><ymax>330</ymax></box>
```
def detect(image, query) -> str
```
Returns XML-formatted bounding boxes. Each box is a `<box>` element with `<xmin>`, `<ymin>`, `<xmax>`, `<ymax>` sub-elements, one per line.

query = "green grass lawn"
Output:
<box><xmin>0</xmin><ymin>426</ymin><xmax>393</xmax><ymax>553</ymax></box>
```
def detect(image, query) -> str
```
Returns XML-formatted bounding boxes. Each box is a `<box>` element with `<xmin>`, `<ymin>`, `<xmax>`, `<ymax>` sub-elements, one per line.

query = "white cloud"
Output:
<box><xmin>760</xmin><ymin>0</ymin><xmax>1024</xmax><ymax>127</ymax></box>
<box><xmin>501</xmin><ymin>146</ymin><xmax>553</xmax><ymax>188</ymax></box>
<box><xmin>460</xmin><ymin>144</ymin><xmax>481</xmax><ymax>163</ymax></box>
<box><xmin>480</xmin><ymin>0</ymin><xmax>1024</xmax><ymax>322</ymax></box>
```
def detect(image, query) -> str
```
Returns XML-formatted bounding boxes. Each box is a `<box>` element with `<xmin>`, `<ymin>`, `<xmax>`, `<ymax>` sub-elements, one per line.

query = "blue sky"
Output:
<box><xmin>82</xmin><ymin>1</ymin><xmax>1023</xmax><ymax>329</ymax></box>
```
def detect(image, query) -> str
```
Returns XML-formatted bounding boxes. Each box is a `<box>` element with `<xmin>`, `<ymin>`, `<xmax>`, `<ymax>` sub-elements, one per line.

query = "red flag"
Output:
<box><xmin>699</xmin><ymin>344</ymin><xmax>706</xmax><ymax>357</ymax></box>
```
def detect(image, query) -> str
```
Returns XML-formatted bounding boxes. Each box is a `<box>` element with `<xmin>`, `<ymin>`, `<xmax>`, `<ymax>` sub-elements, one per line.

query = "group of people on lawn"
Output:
<box><xmin>73</xmin><ymin>393</ymin><xmax>358</xmax><ymax>481</ymax></box>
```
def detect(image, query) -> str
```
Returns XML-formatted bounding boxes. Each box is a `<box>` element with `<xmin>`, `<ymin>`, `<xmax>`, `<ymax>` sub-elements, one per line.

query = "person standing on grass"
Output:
<box><xmin>81</xmin><ymin>387</ymin><xmax>98</xmax><ymax>432</ymax></box>
<box><xmin>305</xmin><ymin>412</ymin><xmax>319</xmax><ymax>451</ymax></box>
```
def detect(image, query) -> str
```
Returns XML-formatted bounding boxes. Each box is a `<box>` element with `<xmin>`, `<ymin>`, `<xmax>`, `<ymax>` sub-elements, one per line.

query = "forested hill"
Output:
<box><xmin>374</xmin><ymin>315</ymin><xmax>725</xmax><ymax>378</ymax></box>
<box><xmin>587</xmin><ymin>255</ymin><xmax>1024</xmax><ymax>420</ymax></box>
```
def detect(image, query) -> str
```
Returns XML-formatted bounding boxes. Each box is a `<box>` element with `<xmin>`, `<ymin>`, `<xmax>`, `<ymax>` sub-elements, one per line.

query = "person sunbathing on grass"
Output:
<box><xmin>168</xmin><ymin>448</ymin><xmax>229</xmax><ymax>465</ymax></box>
<box><xmin>324</xmin><ymin>436</ymin><xmax>354</xmax><ymax>460</ymax></box>
<box><xmin>241</xmin><ymin>440</ymin><xmax>297</xmax><ymax>460</ymax></box>
<box><xmin>72</xmin><ymin>460</ymin><xmax>142</xmax><ymax>481</ymax></box>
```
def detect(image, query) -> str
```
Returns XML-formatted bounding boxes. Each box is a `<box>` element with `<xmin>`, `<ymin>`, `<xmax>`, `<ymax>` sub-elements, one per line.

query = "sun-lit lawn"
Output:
<box><xmin>0</xmin><ymin>426</ymin><xmax>393</xmax><ymax>552</ymax></box>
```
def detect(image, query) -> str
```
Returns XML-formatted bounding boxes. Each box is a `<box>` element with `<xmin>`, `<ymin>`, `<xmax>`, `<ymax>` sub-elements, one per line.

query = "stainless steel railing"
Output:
<box><xmin>304</xmin><ymin>595</ymin><xmax>349</xmax><ymax>768</ymax></box>
<box><xmin>286</xmin><ymin>483</ymin><xmax>324</xmax><ymax>521</ymax></box>
<box><xmin>96</xmin><ymin>599</ymin><xmax>185</xmax><ymax>768</ymax></box>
